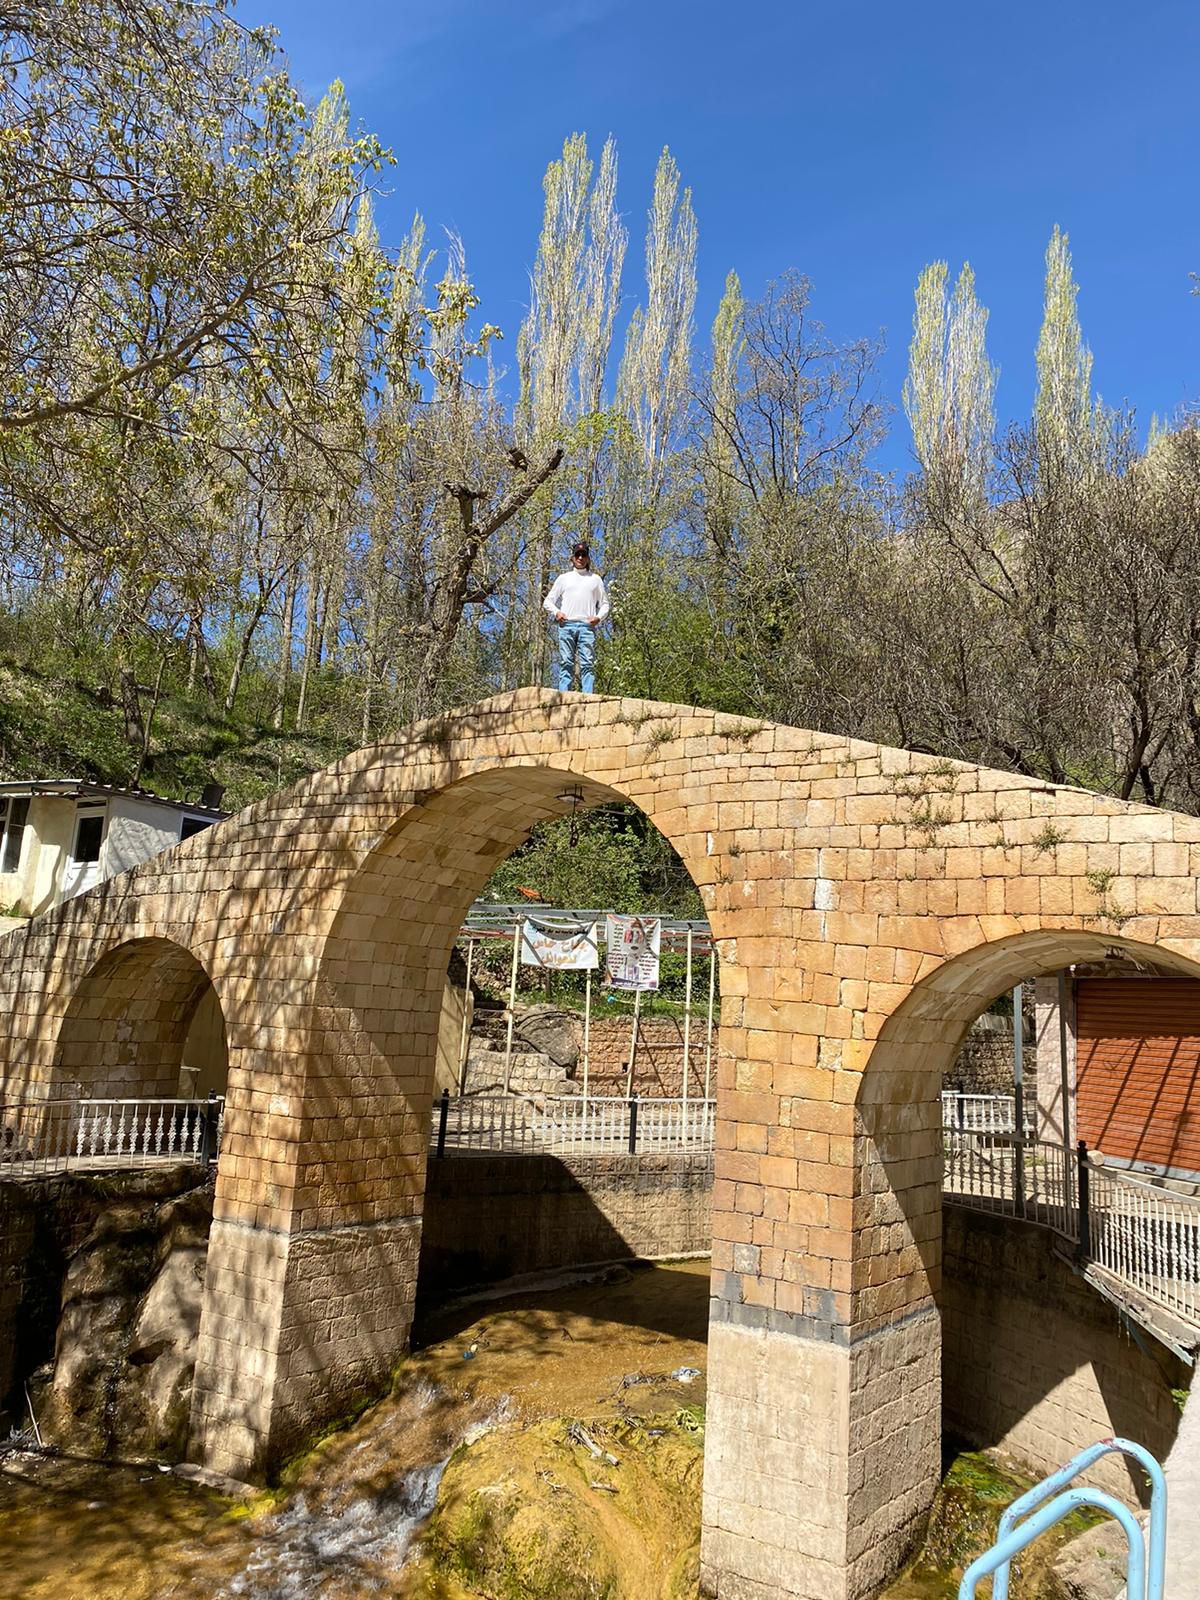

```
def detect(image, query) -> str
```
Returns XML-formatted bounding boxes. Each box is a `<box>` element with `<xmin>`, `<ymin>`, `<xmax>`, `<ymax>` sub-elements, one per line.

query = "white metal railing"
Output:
<box><xmin>942</xmin><ymin>1128</ymin><xmax>1077</xmax><ymax>1241</ymax></box>
<box><xmin>944</xmin><ymin>1123</ymin><xmax>1200</xmax><ymax>1334</ymax></box>
<box><xmin>433</xmin><ymin>1093</ymin><xmax>716</xmax><ymax>1157</ymax></box>
<box><xmin>0</xmin><ymin>1095</ymin><xmax>224</xmax><ymax>1176</ymax></box>
<box><xmin>942</xmin><ymin>1091</ymin><xmax>1036</xmax><ymax>1136</ymax></box>
<box><xmin>1086</xmin><ymin>1162</ymin><xmax>1200</xmax><ymax>1329</ymax></box>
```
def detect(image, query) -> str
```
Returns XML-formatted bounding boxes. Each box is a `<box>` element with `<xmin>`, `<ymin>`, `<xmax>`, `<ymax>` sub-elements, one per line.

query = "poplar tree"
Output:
<box><xmin>903</xmin><ymin>261</ymin><xmax>996</xmax><ymax>516</ymax></box>
<box><xmin>1034</xmin><ymin>225</ymin><xmax>1094</xmax><ymax>473</ymax></box>
<box><xmin>616</xmin><ymin>148</ymin><xmax>698</xmax><ymax>521</ymax></box>
<box><xmin>701</xmin><ymin>270</ymin><xmax>746</xmax><ymax>560</ymax></box>
<box><xmin>514</xmin><ymin>134</ymin><xmax>626</xmax><ymax>685</ymax></box>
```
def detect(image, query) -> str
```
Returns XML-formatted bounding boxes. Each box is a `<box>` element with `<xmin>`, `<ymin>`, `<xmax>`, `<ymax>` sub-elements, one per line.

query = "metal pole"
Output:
<box><xmin>704</xmin><ymin>946</ymin><xmax>716</xmax><ymax>1099</ymax></box>
<box><xmin>682</xmin><ymin>929</ymin><xmax>693</xmax><ymax>1140</ymax></box>
<box><xmin>202</xmin><ymin>1088</ymin><xmax>218</xmax><ymax>1167</ymax></box>
<box><xmin>1058</xmin><ymin>969</ymin><xmax>1073</xmax><ymax>1211</ymax></box>
<box><xmin>582</xmin><ymin>968</ymin><xmax>592</xmax><ymax>1102</ymax></box>
<box><xmin>503</xmin><ymin>921</ymin><xmax>521</xmax><ymax>1093</ymax></box>
<box><xmin>1012</xmin><ymin>983</ymin><xmax>1026</xmax><ymax>1217</ymax></box>
<box><xmin>1076</xmin><ymin>1140</ymin><xmax>1091</xmax><ymax>1260</ymax></box>
<box><xmin>628</xmin><ymin>1090</ymin><xmax>639</xmax><ymax>1155</ymax></box>
<box><xmin>626</xmin><ymin>987</ymin><xmax>641</xmax><ymax>1095</ymax></box>
<box><xmin>436</xmin><ymin>1087</ymin><xmax>450</xmax><ymax>1159</ymax></box>
<box><xmin>457</xmin><ymin>937</ymin><xmax>475</xmax><ymax>1098</ymax></box>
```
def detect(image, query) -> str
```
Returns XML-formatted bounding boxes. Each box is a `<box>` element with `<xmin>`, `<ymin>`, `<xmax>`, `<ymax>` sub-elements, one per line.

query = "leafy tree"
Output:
<box><xmin>903</xmin><ymin>260</ymin><xmax>996</xmax><ymax>518</ymax></box>
<box><xmin>1035</xmin><ymin>225</ymin><xmax>1095</xmax><ymax>475</ymax></box>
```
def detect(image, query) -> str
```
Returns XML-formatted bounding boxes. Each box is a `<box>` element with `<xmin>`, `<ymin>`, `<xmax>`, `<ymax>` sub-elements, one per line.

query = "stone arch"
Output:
<box><xmin>191</xmin><ymin>740</ymin><xmax>744</xmax><ymax>1483</ymax></box>
<box><xmin>53</xmin><ymin>936</ymin><xmax>224</xmax><ymax>1100</ymax></box>
<box><xmin>319</xmin><ymin>762</ymin><xmax>723</xmax><ymax>1138</ymax></box>
<box><xmin>853</xmin><ymin>929</ymin><xmax>1200</xmax><ymax>1521</ymax></box>
<box><xmin>858</xmin><ymin>928</ymin><xmax>1200</xmax><ymax>1309</ymax></box>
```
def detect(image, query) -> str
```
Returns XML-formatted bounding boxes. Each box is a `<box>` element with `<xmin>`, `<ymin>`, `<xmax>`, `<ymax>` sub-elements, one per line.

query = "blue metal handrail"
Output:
<box><xmin>958</xmin><ymin>1487</ymin><xmax>1146</xmax><ymax>1600</ymax></box>
<box><xmin>990</xmin><ymin>1437</ymin><xmax>1165</xmax><ymax>1600</ymax></box>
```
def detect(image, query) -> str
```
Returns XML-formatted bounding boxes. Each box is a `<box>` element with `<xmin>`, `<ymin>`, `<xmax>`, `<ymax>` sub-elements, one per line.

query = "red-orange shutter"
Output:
<box><xmin>1075</xmin><ymin>977</ymin><xmax>1200</xmax><ymax>1174</ymax></box>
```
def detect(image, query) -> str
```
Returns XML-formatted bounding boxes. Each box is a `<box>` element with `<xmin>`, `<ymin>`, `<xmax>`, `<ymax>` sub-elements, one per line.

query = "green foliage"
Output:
<box><xmin>483</xmin><ymin>807</ymin><xmax>699</xmax><ymax>918</ymax></box>
<box><xmin>1031</xmin><ymin>823</ymin><xmax>1066</xmax><ymax>856</ymax></box>
<box><xmin>672</xmin><ymin>1404</ymin><xmax>705</xmax><ymax>1435</ymax></box>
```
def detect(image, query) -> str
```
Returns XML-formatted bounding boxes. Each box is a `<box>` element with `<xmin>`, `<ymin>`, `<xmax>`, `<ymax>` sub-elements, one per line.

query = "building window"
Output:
<box><xmin>180</xmin><ymin>816</ymin><xmax>211</xmax><ymax>841</ymax></box>
<box><xmin>72</xmin><ymin>812</ymin><xmax>104</xmax><ymax>864</ymax></box>
<box><xmin>0</xmin><ymin>797</ymin><xmax>28</xmax><ymax>874</ymax></box>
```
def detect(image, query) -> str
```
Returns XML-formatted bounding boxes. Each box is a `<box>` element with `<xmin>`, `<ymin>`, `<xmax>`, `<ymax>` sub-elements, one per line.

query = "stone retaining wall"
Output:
<box><xmin>582</xmin><ymin>1014</ymin><xmax>714</xmax><ymax>1098</ymax></box>
<box><xmin>418</xmin><ymin>1149</ymin><xmax>713</xmax><ymax>1299</ymax></box>
<box><xmin>941</xmin><ymin>1204</ymin><xmax>1186</xmax><ymax>1505</ymax></box>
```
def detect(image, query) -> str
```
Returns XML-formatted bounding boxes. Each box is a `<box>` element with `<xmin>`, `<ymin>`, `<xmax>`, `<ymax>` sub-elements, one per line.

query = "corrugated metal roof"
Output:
<box><xmin>0</xmin><ymin>778</ymin><xmax>228</xmax><ymax>818</ymax></box>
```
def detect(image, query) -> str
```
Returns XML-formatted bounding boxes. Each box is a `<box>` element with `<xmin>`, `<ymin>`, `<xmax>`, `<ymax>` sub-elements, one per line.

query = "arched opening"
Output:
<box><xmin>418</xmin><ymin>797</ymin><xmax>718</xmax><ymax>1300</ymax></box>
<box><xmin>860</xmin><ymin>930</ymin><xmax>1200</xmax><ymax>1514</ymax></box>
<box><xmin>321</xmin><ymin>762</ymin><xmax>726</xmax><ymax>1159</ymax></box>
<box><xmin>307</xmin><ymin>762</ymin><xmax>724</xmax><ymax>1576</ymax></box>
<box><xmin>318</xmin><ymin>763</ymin><xmax>723</xmax><ymax>1249</ymax></box>
<box><xmin>54</xmin><ymin>936</ymin><xmax>227</xmax><ymax>1101</ymax></box>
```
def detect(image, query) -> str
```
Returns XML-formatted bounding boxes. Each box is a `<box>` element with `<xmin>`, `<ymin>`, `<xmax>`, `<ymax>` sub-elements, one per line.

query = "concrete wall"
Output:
<box><xmin>179</xmin><ymin>987</ymin><xmax>229</xmax><ymax>1098</ymax></box>
<box><xmin>418</xmin><ymin>1149</ymin><xmax>713</xmax><ymax>1298</ymax></box>
<box><xmin>1035</xmin><ymin>974</ymin><xmax>1077</xmax><ymax>1145</ymax></box>
<box><xmin>25</xmin><ymin>797</ymin><xmax>76</xmax><ymax>915</ymax></box>
<box><xmin>434</xmin><ymin>981</ymin><xmax>472</xmax><ymax>1096</ymax></box>
<box><xmin>942</xmin><ymin>1204</ymin><xmax>1186</xmax><ymax>1506</ymax></box>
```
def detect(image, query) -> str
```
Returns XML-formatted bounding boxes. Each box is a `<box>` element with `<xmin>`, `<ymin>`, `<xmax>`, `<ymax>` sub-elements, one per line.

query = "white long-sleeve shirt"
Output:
<box><xmin>542</xmin><ymin>568</ymin><xmax>610</xmax><ymax>624</ymax></box>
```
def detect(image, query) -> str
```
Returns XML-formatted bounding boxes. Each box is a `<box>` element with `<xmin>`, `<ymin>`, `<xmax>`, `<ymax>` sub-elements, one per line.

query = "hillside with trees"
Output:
<box><xmin>2</xmin><ymin>2</ymin><xmax>1199</xmax><ymax>816</ymax></box>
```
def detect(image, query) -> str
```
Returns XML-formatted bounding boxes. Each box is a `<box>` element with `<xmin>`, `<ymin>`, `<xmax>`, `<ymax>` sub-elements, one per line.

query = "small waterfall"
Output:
<box><xmin>218</xmin><ymin>1458</ymin><xmax>450</xmax><ymax>1599</ymax></box>
<box><xmin>215</xmin><ymin>1385</ymin><xmax>505</xmax><ymax>1600</ymax></box>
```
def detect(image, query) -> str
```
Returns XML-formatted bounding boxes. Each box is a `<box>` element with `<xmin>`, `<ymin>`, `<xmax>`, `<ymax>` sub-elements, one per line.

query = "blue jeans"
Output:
<box><xmin>557</xmin><ymin>620</ymin><xmax>596</xmax><ymax>693</ymax></box>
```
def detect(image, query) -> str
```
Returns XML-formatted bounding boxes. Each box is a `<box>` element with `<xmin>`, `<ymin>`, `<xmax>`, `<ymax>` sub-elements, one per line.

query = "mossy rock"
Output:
<box><xmin>894</xmin><ymin>1451</ymin><xmax>1105</xmax><ymax>1600</ymax></box>
<box><xmin>413</xmin><ymin>1414</ymin><xmax>703</xmax><ymax>1600</ymax></box>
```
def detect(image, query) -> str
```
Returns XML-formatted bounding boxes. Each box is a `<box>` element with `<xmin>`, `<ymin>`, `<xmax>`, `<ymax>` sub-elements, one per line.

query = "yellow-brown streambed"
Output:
<box><xmin>0</xmin><ymin>1259</ymin><xmax>1101</xmax><ymax>1600</ymax></box>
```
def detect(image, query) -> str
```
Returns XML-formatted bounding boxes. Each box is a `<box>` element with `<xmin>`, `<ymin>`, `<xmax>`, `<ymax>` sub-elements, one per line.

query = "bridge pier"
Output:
<box><xmin>703</xmin><ymin>1310</ymin><xmax>940</xmax><ymax>1600</ymax></box>
<box><xmin>186</xmin><ymin>974</ymin><xmax>442</xmax><ymax>1479</ymax></box>
<box><xmin>189</xmin><ymin>1212</ymin><xmax>423</xmax><ymax>1478</ymax></box>
<box><xmin>698</xmin><ymin>1027</ymin><xmax>945</xmax><ymax>1600</ymax></box>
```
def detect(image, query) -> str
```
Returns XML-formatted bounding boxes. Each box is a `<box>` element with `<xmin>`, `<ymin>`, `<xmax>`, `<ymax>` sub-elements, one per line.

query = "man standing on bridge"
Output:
<box><xmin>543</xmin><ymin>542</ymin><xmax>610</xmax><ymax>694</ymax></box>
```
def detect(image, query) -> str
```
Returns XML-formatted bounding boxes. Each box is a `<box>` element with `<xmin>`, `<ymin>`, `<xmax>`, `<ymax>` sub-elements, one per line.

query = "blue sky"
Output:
<box><xmin>244</xmin><ymin>0</ymin><xmax>1200</xmax><ymax>474</ymax></box>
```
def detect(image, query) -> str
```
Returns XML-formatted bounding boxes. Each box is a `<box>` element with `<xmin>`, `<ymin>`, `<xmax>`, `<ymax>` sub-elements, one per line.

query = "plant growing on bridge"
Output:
<box><xmin>894</xmin><ymin>760</ymin><xmax>960</xmax><ymax>850</ymax></box>
<box><xmin>1082</xmin><ymin>868</ymin><xmax>1131</xmax><ymax>930</ymax></box>
<box><xmin>1031</xmin><ymin>822</ymin><xmax>1067</xmax><ymax>856</ymax></box>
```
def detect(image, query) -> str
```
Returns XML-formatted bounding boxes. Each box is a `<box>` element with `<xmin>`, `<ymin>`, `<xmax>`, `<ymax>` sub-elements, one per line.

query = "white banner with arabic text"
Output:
<box><xmin>520</xmin><ymin>917</ymin><xmax>599</xmax><ymax>970</ymax></box>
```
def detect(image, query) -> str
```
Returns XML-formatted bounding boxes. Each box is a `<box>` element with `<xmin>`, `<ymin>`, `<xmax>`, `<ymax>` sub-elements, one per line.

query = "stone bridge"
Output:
<box><xmin>4</xmin><ymin>689</ymin><xmax>1200</xmax><ymax>1600</ymax></box>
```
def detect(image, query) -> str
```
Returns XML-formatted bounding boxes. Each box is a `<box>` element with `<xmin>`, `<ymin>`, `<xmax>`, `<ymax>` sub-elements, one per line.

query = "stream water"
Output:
<box><xmin>0</xmin><ymin>1260</ymin><xmax>1098</xmax><ymax>1600</ymax></box>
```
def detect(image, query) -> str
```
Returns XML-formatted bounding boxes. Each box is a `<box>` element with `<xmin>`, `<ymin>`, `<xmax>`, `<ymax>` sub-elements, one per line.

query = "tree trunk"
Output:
<box><xmin>118</xmin><ymin>663</ymin><xmax>145</xmax><ymax>752</ymax></box>
<box><xmin>273</xmin><ymin>574</ymin><xmax>296</xmax><ymax>732</ymax></box>
<box><xmin>224</xmin><ymin>601</ymin><xmax>268</xmax><ymax>717</ymax></box>
<box><xmin>294</xmin><ymin>565</ymin><xmax>320</xmax><ymax>733</ymax></box>
<box><xmin>133</xmin><ymin>654</ymin><xmax>167</xmax><ymax>784</ymax></box>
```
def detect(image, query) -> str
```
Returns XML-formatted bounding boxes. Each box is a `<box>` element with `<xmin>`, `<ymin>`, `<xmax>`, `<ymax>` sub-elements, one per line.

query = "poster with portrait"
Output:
<box><xmin>519</xmin><ymin>917</ymin><xmax>599</xmax><ymax>970</ymax></box>
<box><xmin>604</xmin><ymin>913</ymin><xmax>661</xmax><ymax>991</ymax></box>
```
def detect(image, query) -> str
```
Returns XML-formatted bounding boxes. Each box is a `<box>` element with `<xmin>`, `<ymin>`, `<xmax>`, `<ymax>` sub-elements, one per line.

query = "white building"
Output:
<box><xmin>0</xmin><ymin>780</ymin><xmax>226</xmax><ymax>917</ymax></box>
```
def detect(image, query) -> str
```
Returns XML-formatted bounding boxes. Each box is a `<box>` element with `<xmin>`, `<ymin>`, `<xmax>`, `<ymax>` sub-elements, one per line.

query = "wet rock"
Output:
<box><xmin>35</xmin><ymin>1181</ymin><xmax>212</xmax><ymax>1460</ymax></box>
<box><xmin>129</xmin><ymin>1246</ymin><xmax>205</xmax><ymax>1359</ymax></box>
<box><xmin>1053</xmin><ymin>1516</ymin><xmax>1143</xmax><ymax>1600</ymax></box>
